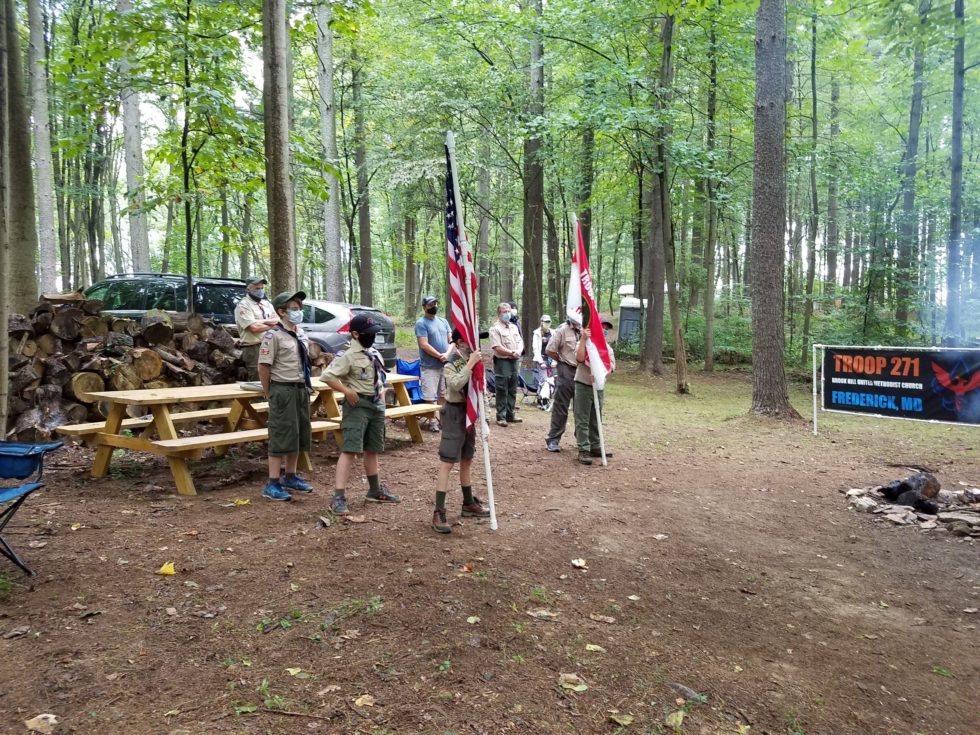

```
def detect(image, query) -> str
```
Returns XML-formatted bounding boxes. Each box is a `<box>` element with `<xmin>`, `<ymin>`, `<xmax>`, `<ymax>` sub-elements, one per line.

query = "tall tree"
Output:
<box><xmin>0</xmin><ymin>0</ymin><xmax>9</xmax><ymax>436</ymax></box>
<box><xmin>316</xmin><ymin>2</ymin><xmax>343</xmax><ymax>300</ymax></box>
<box><xmin>825</xmin><ymin>79</ymin><xmax>840</xmax><ymax>294</ymax></box>
<box><xmin>352</xmin><ymin>45</ymin><xmax>372</xmax><ymax>305</ymax></box>
<box><xmin>522</xmin><ymin>0</ymin><xmax>544</xmax><ymax>330</ymax></box>
<box><xmin>117</xmin><ymin>0</ymin><xmax>150</xmax><ymax>272</ymax></box>
<box><xmin>263</xmin><ymin>0</ymin><xmax>297</xmax><ymax>293</ymax></box>
<box><xmin>751</xmin><ymin>0</ymin><xmax>797</xmax><ymax>417</ymax></box>
<box><xmin>703</xmin><ymin>4</ymin><xmax>718</xmax><ymax>371</ymax></box>
<box><xmin>5</xmin><ymin>0</ymin><xmax>38</xmax><ymax>312</ymax></box>
<box><xmin>28</xmin><ymin>0</ymin><xmax>57</xmax><ymax>292</ymax></box>
<box><xmin>944</xmin><ymin>0</ymin><xmax>964</xmax><ymax>338</ymax></box>
<box><xmin>799</xmin><ymin>9</ymin><xmax>819</xmax><ymax>363</ymax></box>
<box><xmin>477</xmin><ymin>163</ymin><xmax>491</xmax><ymax>325</ymax></box>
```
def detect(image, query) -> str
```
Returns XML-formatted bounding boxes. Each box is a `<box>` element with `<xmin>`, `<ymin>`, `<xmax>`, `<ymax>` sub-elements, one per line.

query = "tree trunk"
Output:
<box><xmin>751</xmin><ymin>0</ymin><xmax>797</xmax><ymax>417</ymax></box>
<box><xmin>799</xmin><ymin>11</ymin><xmax>819</xmax><ymax>364</ymax></box>
<box><xmin>403</xmin><ymin>213</ymin><xmax>417</xmax><ymax>320</ymax></box>
<box><xmin>825</xmin><ymin>79</ymin><xmax>840</xmax><ymax>294</ymax></box>
<box><xmin>263</xmin><ymin>0</ymin><xmax>296</xmax><ymax>294</ymax></box>
<box><xmin>945</xmin><ymin>0</ymin><xmax>964</xmax><ymax>338</ymax></box>
<box><xmin>703</xmin><ymin>8</ymin><xmax>718</xmax><ymax>371</ymax></box>
<box><xmin>500</xmin><ymin>214</ymin><xmax>514</xmax><ymax>303</ymax></box>
<box><xmin>522</xmin><ymin>0</ymin><xmax>545</xmax><ymax>331</ymax></box>
<box><xmin>6</xmin><ymin>0</ymin><xmax>39</xmax><ymax>312</ymax></box>
<box><xmin>316</xmin><ymin>3</ymin><xmax>343</xmax><ymax>301</ymax></box>
<box><xmin>28</xmin><ymin>0</ymin><xmax>57</xmax><ymax>293</ymax></box>
<box><xmin>117</xmin><ymin>0</ymin><xmax>150</xmax><ymax>272</ymax></box>
<box><xmin>0</xmin><ymin>0</ymin><xmax>9</xmax><ymax>435</ymax></box>
<box><xmin>687</xmin><ymin>178</ymin><xmax>704</xmax><ymax>310</ymax></box>
<box><xmin>579</xmin><ymin>76</ymin><xmax>595</xmax><ymax>256</ymax></box>
<box><xmin>477</xmin><ymin>163</ymin><xmax>490</xmax><ymax>325</ymax></box>
<box><xmin>220</xmin><ymin>190</ymin><xmax>230</xmax><ymax>278</ymax></box>
<box><xmin>240</xmin><ymin>195</ymin><xmax>253</xmax><ymax>279</ymax></box>
<box><xmin>895</xmin><ymin>1</ymin><xmax>928</xmax><ymax>329</ymax></box>
<box><xmin>351</xmin><ymin>46</ymin><xmax>372</xmax><ymax>305</ymax></box>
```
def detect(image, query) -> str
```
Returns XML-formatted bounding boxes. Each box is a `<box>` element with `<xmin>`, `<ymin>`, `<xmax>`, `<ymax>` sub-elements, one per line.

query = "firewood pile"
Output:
<box><xmin>5</xmin><ymin>291</ymin><xmax>329</xmax><ymax>441</ymax></box>
<box><xmin>843</xmin><ymin>471</ymin><xmax>980</xmax><ymax>538</ymax></box>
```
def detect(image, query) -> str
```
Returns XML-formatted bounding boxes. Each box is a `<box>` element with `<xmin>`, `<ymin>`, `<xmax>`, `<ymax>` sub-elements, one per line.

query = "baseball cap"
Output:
<box><xmin>349</xmin><ymin>314</ymin><xmax>381</xmax><ymax>335</ymax></box>
<box><xmin>422</xmin><ymin>295</ymin><xmax>439</xmax><ymax>306</ymax></box>
<box><xmin>451</xmin><ymin>328</ymin><xmax>490</xmax><ymax>342</ymax></box>
<box><xmin>600</xmin><ymin>319</ymin><xmax>614</xmax><ymax>329</ymax></box>
<box><xmin>540</xmin><ymin>314</ymin><xmax>552</xmax><ymax>323</ymax></box>
<box><xmin>271</xmin><ymin>290</ymin><xmax>307</xmax><ymax>310</ymax></box>
<box><xmin>245</xmin><ymin>275</ymin><xmax>267</xmax><ymax>286</ymax></box>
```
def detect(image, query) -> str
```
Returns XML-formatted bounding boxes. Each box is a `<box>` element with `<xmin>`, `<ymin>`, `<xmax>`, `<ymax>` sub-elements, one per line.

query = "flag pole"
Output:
<box><xmin>446</xmin><ymin>131</ymin><xmax>497</xmax><ymax>530</ymax></box>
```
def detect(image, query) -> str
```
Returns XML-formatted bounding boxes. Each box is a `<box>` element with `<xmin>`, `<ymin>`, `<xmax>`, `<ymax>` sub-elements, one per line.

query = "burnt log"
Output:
<box><xmin>50</xmin><ymin>308</ymin><xmax>83</xmax><ymax>340</ymax></box>
<box><xmin>205</xmin><ymin>327</ymin><xmax>237</xmax><ymax>354</ymax></box>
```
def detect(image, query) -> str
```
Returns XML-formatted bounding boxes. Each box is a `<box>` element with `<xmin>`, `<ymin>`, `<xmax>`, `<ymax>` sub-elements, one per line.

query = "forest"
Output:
<box><xmin>1</xmin><ymin>0</ymin><xmax>978</xmax><ymax>387</ymax></box>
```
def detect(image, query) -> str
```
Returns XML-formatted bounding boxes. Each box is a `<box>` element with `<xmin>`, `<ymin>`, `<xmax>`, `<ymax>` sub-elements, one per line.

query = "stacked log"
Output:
<box><xmin>5</xmin><ymin>295</ymin><xmax>247</xmax><ymax>440</ymax></box>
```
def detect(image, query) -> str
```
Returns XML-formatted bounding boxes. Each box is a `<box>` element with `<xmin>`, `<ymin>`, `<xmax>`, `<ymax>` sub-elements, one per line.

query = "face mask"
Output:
<box><xmin>510</xmin><ymin>309</ymin><xmax>518</xmax><ymax>318</ymax></box>
<box><xmin>357</xmin><ymin>333</ymin><xmax>376</xmax><ymax>348</ymax></box>
<box><xmin>501</xmin><ymin>313</ymin><xmax>511</xmax><ymax>323</ymax></box>
<box><xmin>286</xmin><ymin>309</ymin><xmax>304</xmax><ymax>324</ymax></box>
<box><xmin>425</xmin><ymin>306</ymin><xmax>438</xmax><ymax>315</ymax></box>
<box><xmin>249</xmin><ymin>289</ymin><xmax>265</xmax><ymax>301</ymax></box>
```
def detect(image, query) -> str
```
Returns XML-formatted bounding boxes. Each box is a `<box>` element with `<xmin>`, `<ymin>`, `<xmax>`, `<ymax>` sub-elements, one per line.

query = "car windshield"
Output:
<box><xmin>196</xmin><ymin>285</ymin><xmax>243</xmax><ymax>315</ymax></box>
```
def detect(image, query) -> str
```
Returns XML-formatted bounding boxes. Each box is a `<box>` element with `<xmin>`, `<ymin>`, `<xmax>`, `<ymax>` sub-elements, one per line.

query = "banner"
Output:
<box><xmin>821</xmin><ymin>347</ymin><xmax>980</xmax><ymax>425</ymax></box>
<box><xmin>566</xmin><ymin>216</ymin><xmax>612</xmax><ymax>389</ymax></box>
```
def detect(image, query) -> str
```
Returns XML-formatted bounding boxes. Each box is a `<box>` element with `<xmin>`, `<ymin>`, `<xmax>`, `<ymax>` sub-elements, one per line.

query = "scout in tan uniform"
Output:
<box><xmin>431</xmin><ymin>328</ymin><xmax>492</xmax><ymax>534</ymax></box>
<box><xmin>257</xmin><ymin>291</ymin><xmax>315</xmax><ymax>501</ymax></box>
<box><xmin>236</xmin><ymin>276</ymin><xmax>279</xmax><ymax>380</ymax></box>
<box><xmin>321</xmin><ymin>314</ymin><xmax>400</xmax><ymax>515</ymax></box>
<box><xmin>544</xmin><ymin>318</ymin><xmax>581</xmax><ymax>452</ymax></box>
<box><xmin>488</xmin><ymin>301</ymin><xmax>524</xmax><ymax>427</ymax></box>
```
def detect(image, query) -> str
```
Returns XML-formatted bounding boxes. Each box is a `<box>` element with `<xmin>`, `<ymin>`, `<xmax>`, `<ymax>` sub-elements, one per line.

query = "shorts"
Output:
<box><xmin>268</xmin><ymin>382</ymin><xmax>312</xmax><ymax>456</ymax></box>
<box><xmin>438</xmin><ymin>402</ymin><xmax>475</xmax><ymax>463</ymax></box>
<box><xmin>420</xmin><ymin>367</ymin><xmax>447</xmax><ymax>402</ymax></box>
<box><xmin>340</xmin><ymin>396</ymin><xmax>386</xmax><ymax>454</ymax></box>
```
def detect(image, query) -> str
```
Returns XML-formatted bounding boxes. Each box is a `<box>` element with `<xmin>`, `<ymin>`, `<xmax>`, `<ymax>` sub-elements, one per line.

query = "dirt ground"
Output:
<box><xmin>1</xmin><ymin>368</ymin><xmax>977</xmax><ymax>735</ymax></box>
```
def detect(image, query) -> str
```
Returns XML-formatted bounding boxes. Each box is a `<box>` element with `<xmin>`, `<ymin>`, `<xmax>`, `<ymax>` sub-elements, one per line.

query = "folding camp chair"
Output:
<box><xmin>395</xmin><ymin>358</ymin><xmax>425</xmax><ymax>404</ymax></box>
<box><xmin>518</xmin><ymin>368</ymin><xmax>540</xmax><ymax>406</ymax></box>
<box><xmin>0</xmin><ymin>441</ymin><xmax>63</xmax><ymax>576</ymax></box>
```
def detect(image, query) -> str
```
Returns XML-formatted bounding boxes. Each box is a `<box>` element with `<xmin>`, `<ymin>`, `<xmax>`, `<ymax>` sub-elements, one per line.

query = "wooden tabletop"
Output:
<box><xmin>85</xmin><ymin>373</ymin><xmax>417</xmax><ymax>406</ymax></box>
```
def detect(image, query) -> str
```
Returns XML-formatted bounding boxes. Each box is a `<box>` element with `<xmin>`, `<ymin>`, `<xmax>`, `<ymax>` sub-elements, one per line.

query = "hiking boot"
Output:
<box><xmin>546</xmin><ymin>440</ymin><xmax>560</xmax><ymax>453</ymax></box>
<box><xmin>365</xmin><ymin>486</ymin><xmax>401</xmax><ymax>503</ymax></box>
<box><xmin>281</xmin><ymin>473</ymin><xmax>314</xmax><ymax>493</ymax></box>
<box><xmin>577</xmin><ymin>451</ymin><xmax>593</xmax><ymax>466</ymax></box>
<box><xmin>431</xmin><ymin>508</ymin><xmax>451</xmax><ymax>534</ymax></box>
<box><xmin>507</xmin><ymin>416</ymin><xmax>524</xmax><ymax>424</ymax></box>
<box><xmin>496</xmin><ymin>419</ymin><xmax>508</xmax><ymax>427</ymax></box>
<box><xmin>461</xmin><ymin>498</ymin><xmax>491</xmax><ymax>518</ymax></box>
<box><xmin>263</xmin><ymin>480</ymin><xmax>292</xmax><ymax>501</ymax></box>
<box><xmin>330</xmin><ymin>494</ymin><xmax>350</xmax><ymax>515</ymax></box>
<box><xmin>590</xmin><ymin>450</ymin><xmax>613</xmax><ymax>459</ymax></box>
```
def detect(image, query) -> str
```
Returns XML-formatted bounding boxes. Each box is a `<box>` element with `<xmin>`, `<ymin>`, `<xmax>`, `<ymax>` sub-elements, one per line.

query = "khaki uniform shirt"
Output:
<box><xmin>575</xmin><ymin>344</ymin><xmax>616</xmax><ymax>385</ymax></box>
<box><xmin>258</xmin><ymin>323</ymin><xmax>310</xmax><ymax>383</ymax></box>
<box><xmin>547</xmin><ymin>322</ymin><xmax>580</xmax><ymax>367</ymax></box>
<box><xmin>489</xmin><ymin>320</ymin><xmax>524</xmax><ymax>357</ymax></box>
<box><xmin>322</xmin><ymin>340</ymin><xmax>382</xmax><ymax>396</ymax></box>
<box><xmin>443</xmin><ymin>354</ymin><xmax>476</xmax><ymax>403</ymax></box>
<box><xmin>236</xmin><ymin>295</ymin><xmax>278</xmax><ymax>346</ymax></box>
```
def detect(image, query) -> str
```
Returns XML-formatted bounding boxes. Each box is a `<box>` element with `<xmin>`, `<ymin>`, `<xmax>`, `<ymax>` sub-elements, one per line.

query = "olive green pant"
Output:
<box><xmin>268</xmin><ymin>382</ymin><xmax>312</xmax><ymax>456</ymax></box>
<box><xmin>573</xmin><ymin>381</ymin><xmax>604</xmax><ymax>453</ymax></box>
<box><xmin>493</xmin><ymin>357</ymin><xmax>518</xmax><ymax>422</ymax></box>
<box><xmin>242</xmin><ymin>344</ymin><xmax>261</xmax><ymax>381</ymax></box>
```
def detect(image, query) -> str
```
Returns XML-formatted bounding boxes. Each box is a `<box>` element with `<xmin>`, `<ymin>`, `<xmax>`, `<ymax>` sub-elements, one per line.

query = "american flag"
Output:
<box><xmin>445</xmin><ymin>143</ymin><xmax>485</xmax><ymax>432</ymax></box>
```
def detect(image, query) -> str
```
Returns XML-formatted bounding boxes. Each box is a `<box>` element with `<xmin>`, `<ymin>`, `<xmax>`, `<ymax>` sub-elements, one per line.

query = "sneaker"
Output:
<box><xmin>281</xmin><ymin>474</ymin><xmax>314</xmax><ymax>493</ymax></box>
<box><xmin>507</xmin><ymin>416</ymin><xmax>524</xmax><ymax>424</ymax></box>
<box><xmin>365</xmin><ymin>486</ymin><xmax>401</xmax><ymax>503</ymax></box>
<box><xmin>431</xmin><ymin>508</ymin><xmax>451</xmax><ymax>534</ymax></box>
<box><xmin>577</xmin><ymin>451</ymin><xmax>593</xmax><ymax>466</ymax></box>
<box><xmin>330</xmin><ymin>494</ymin><xmax>350</xmax><ymax>515</ymax></box>
<box><xmin>546</xmin><ymin>440</ymin><xmax>560</xmax><ymax>453</ymax></box>
<box><xmin>427</xmin><ymin>420</ymin><xmax>442</xmax><ymax>433</ymax></box>
<box><xmin>496</xmin><ymin>419</ymin><xmax>508</xmax><ymax>427</ymax></box>
<box><xmin>590</xmin><ymin>450</ymin><xmax>613</xmax><ymax>459</ymax></box>
<box><xmin>461</xmin><ymin>498</ymin><xmax>491</xmax><ymax>518</ymax></box>
<box><xmin>263</xmin><ymin>481</ymin><xmax>292</xmax><ymax>501</ymax></box>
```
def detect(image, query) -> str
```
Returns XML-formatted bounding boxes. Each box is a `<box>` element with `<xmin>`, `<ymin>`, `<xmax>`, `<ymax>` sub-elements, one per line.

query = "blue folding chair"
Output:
<box><xmin>0</xmin><ymin>441</ymin><xmax>63</xmax><ymax>576</ymax></box>
<box><xmin>395</xmin><ymin>358</ymin><xmax>425</xmax><ymax>404</ymax></box>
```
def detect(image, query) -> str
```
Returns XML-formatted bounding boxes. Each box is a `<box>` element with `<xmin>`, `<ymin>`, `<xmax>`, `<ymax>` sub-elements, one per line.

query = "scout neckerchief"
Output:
<box><xmin>365</xmin><ymin>346</ymin><xmax>387</xmax><ymax>401</ymax></box>
<box><xmin>275</xmin><ymin>324</ymin><xmax>312</xmax><ymax>388</ymax></box>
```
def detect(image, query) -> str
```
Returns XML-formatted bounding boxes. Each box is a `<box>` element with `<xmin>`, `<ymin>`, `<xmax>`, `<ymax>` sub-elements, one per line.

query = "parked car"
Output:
<box><xmin>84</xmin><ymin>273</ymin><xmax>247</xmax><ymax>325</ymax></box>
<box><xmin>302</xmin><ymin>299</ymin><xmax>398</xmax><ymax>369</ymax></box>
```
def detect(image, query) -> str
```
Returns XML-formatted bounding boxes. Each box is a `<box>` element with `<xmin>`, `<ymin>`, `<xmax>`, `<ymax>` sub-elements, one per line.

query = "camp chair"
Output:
<box><xmin>518</xmin><ymin>368</ymin><xmax>541</xmax><ymax>406</ymax></box>
<box><xmin>0</xmin><ymin>441</ymin><xmax>63</xmax><ymax>576</ymax></box>
<box><xmin>395</xmin><ymin>358</ymin><xmax>425</xmax><ymax>404</ymax></box>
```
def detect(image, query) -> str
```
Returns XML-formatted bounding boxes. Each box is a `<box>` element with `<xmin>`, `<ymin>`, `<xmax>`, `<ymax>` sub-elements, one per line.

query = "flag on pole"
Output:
<box><xmin>566</xmin><ymin>215</ymin><xmax>612</xmax><ymax>389</ymax></box>
<box><xmin>444</xmin><ymin>139</ymin><xmax>484</xmax><ymax>432</ymax></box>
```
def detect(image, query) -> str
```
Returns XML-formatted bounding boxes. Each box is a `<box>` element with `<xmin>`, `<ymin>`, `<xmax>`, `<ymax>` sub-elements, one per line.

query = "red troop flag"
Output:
<box><xmin>565</xmin><ymin>216</ymin><xmax>612</xmax><ymax>389</ymax></box>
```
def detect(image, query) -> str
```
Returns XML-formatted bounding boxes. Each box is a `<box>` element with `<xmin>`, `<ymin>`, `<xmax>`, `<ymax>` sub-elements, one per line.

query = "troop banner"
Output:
<box><xmin>821</xmin><ymin>346</ymin><xmax>980</xmax><ymax>426</ymax></box>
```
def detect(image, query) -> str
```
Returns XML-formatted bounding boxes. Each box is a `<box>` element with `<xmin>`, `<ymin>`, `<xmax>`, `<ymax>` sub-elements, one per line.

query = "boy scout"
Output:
<box><xmin>488</xmin><ymin>301</ymin><xmax>524</xmax><ymax>427</ymax></box>
<box><xmin>322</xmin><ymin>314</ymin><xmax>400</xmax><ymax>515</ymax></box>
<box><xmin>431</xmin><ymin>328</ymin><xmax>491</xmax><ymax>534</ymax></box>
<box><xmin>236</xmin><ymin>276</ymin><xmax>279</xmax><ymax>380</ymax></box>
<box><xmin>573</xmin><ymin>320</ymin><xmax>616</xmax><ymax>466</ymax></box>
<box><xmin>257</xmin><ymin>291</ymin><xmax>316</xmax><ymax>500</ymax></box>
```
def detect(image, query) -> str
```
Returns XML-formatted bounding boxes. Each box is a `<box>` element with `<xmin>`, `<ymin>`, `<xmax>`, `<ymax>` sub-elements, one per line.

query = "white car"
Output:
<box><xmin>301</xmin><ymin>300</ymin><xmax>398</xmax><ymax>369</ymax></box>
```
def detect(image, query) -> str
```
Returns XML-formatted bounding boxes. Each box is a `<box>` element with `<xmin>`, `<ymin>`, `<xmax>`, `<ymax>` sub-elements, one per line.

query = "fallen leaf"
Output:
<box><xmin>354</xmin><ymin>694</ymin><xmax>376</xmax><ymax>707</ymax></box>
<box><xmin>3</xmin><ymin>625</ymin><xmax>29</xmax><ymax>640</ymax></box>
<box><xmin>627</xmin><ymin>595</ymin><xmax>640</xmax><ymax>601</ymax></box>
<box><xmin>348</xmin><ymin>515</ymin><xmax>367</xmax><ymax>524</ymax></box>
<box><xmin>316</xmin><ymin>516</ymin><xmax>331</xmax><ymax>529</ymax></box>
<box><xmin>28</xmin><ymin>540</ymin><xmax>47</xmax><ymax>549</ymax></box>
<box><xmin>183</xmin><ymin>580</ymin><xmax>199</xmax><ymax>588</ymax></box>
<box><xmin>558</xmin><ymin>673</ymin><xmax>588</xmax><ymax>692</ymax></box>
<box><xmin>286</xmin><ymin>667</ymin><xmax>311</xmax><ymax>678</ymax></box>
<box><xmin>585</xmin><ymin>643</ymin><xmax>606</xmax><ymax>653</ymax></box>
<box><xmin>653</xmin><ymin>533</ymin><xmax>668</xmax><ymax>541</ymax></box>
<box><xmin>466</xmin><ymin>616</ymin><xmax>480</xmax><ymax>625</ymax></box>
<box><xmin>165</xmin><ymin>607</ymin><xmax>177</xmax><ymax>616</ymax></box>
<box><xmin>232</xmin><ymin>498</ymin><xmax>250</xmax><ymax>506</ymax></box>
<box><xmin>665</xmin><ymin>709</ymin><xmax>685</xmax><ymax>729</ymax></box>
<box><xmin>460</xmin><ymin>563</ymin><xmax>474</xmax><ymax>573</ymax></box>
<box><xmin>526</xmin><ymin>609</ymin><xmax>558</xmax><ymax>620</ymax></box>
<box><xmin>24</xmin><ymin>714</ymin><xmax>58</xmax><ymax>734</ymax></box>
<box><xmin>157</xmin><ymin>562</ymin><xmax>176</xmax><ymax>576</ymax></box>
<box><xmin>736</xmin><ymin>725</ymin><xmax>751</xmax><ymax>734</ymax></box>
<box><xmin>964</xmin><ymin>608</ymin><xmax>978</xmax><ymax>614</ymax></box>
<box><xmin>863</xmin><ymin>633</ymin><xmax>878</xmax><ymax>640</ymax></box>
<box><xmin>162</xmin><ymin>708</ymin><xmax>181</xmax><ymax>717</ymax></box>
<box><xmin>589</xmin><ymin>613</ymin><xmax>616</xmax><ymax>624</ymax></box>
<box><xmin>317</xmin><ymin>685</ymin><xmax>341</xmax><ymax>695</ymax></box>
<box><xmin>70</xmin><ymin>523</ymin><xmax>82</xmax><ymax>531</ymax></box>
<box><xmin>571</xmin><ymin>558</ymin><xmax>588</xmax><ymax>569</ymax></box>
<box><xmin>609</xmin><ymin>713</ymin><xmax>634</xmax><ymax>726</ymax></box>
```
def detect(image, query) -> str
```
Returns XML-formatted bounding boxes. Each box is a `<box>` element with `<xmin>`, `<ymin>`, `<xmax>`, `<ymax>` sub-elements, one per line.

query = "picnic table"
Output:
<box><xmin>57</xmin><ymin>373</ymin><xmax>437</xmax><ymax>496</ymax></box>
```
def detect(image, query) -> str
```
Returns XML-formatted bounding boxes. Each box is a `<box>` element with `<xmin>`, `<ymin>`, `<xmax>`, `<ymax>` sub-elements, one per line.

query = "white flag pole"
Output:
<box><xmin>446</xmin><ymin>131</ymin><xmax>497</xmax><ymax>530</ymax></box>
<box><xmin>592</xmin><ymin>380</ymin><xmax>608</xmax><ymax>467</ymax></box>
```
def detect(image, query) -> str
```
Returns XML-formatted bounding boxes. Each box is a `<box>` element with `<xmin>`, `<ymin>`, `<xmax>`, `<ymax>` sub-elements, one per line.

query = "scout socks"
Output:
<box><xmin>367</xmin><ymin>475</ymin><xmax>381</xmax><ymax>495</ymax></box>
<box><xmin>435</xmin><ymin>491</ymin><xmax>447</xmax><ymax>510</ymax></box>
<box><xmin>333</xmin><ymin>489</ymin><xmax>345</xmax><ymax>498</ymax></box>
<box><xmin>462</xmin><ymin>485</ymin><xmax>475</xmax><ymax>505</ymax></box>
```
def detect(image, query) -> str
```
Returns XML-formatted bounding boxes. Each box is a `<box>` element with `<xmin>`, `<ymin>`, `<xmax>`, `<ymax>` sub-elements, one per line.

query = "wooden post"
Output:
<box><xmin>92</xmin><ymin>403</ymin><xmax>126</xmax><ymax>477</ymax></box>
